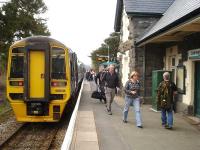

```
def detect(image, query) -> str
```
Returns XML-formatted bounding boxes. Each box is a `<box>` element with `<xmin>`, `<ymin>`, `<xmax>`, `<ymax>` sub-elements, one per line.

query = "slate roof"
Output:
<box><xmin>114</xmin><ymin>0</ymin><xmax>175</xmax><ymax>32</ymax></box>
<box><xmin>114</xmin><ymin>0</ymin><xmax>123</xmax><ymax>32</ymax></box>
<box><xmin>137</xmin><ymin>0</ymin><xmax>200</xmax><ymax>45</ymax></box>
<box><xmin>124</xmin><ymin>0</ymin><xmax>175</xmax><ymax>15</ymax></box>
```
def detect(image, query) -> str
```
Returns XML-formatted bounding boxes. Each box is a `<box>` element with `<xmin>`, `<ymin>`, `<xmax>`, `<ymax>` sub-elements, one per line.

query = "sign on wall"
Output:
<box><xmin>188</xmin><ymin>49</ymin><xmax>200</xmax><ymax>59</ymax></box>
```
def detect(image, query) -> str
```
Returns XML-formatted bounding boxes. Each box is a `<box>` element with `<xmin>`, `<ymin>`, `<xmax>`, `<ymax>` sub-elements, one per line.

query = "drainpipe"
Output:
<box><xmin>143</xmin><ymin>45</ymin><xmax>146</xmax><ymax>100</ymax></box>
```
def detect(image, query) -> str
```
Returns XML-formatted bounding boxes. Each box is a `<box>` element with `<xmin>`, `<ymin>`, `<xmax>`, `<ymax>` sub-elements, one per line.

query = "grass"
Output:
<box><xmin>0</xmin><ymin>88</ymin><xmax>11</xmax><ymax>115</ymax></box>
<box><xmin>0</xmin><ymin>99</ymin><xmax>11</xmax><ymax>114</ymax></box>
<box><xmin>0</xmin><ymin>73</ymin><xmax>11</xmax><ymax>115</ymax></box>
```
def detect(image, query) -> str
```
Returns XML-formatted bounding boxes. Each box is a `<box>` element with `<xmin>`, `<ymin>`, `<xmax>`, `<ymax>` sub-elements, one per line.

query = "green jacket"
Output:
<box><xmin>157</xmin><ymin>81</ymin><xmax>177</xmax><ymax>110</ymax></box>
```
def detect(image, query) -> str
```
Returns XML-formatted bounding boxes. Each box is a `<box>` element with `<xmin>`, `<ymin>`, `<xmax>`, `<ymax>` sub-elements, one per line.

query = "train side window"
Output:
<box><xmin>10</xmin><ymin>47</ymin><xmax>24</xmax><ymax>78</ymax></box>
<box><xmin>70</xmin><ymin>61</ymin><xmax>73</xmax><ymax>76</ymax></box>
<box><xmin>51</xmin><ymin>47</ymin><xmax>66</xmax><ymax>79</ymax></box>
<box><xmin>70</xmin><ymin>61</ymin><xmax>75</xmax><ymax>80</ymax></box>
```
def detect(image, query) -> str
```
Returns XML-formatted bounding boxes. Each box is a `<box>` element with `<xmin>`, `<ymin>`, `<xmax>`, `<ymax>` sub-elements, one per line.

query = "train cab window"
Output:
<box><xmin>10</xmin><ymin>47</ymin><xmax>24</xmax><ymax>78</ymax></box>
<box><xmin>51</xmin><ymin>47</ymin><xmax>66</xmax><ymax>79</ymax></box>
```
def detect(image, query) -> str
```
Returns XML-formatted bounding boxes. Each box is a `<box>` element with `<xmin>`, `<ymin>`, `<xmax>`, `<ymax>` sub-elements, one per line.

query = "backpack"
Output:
<box><xmin>158</xmin><ymin>81</ymin><xmax>173</xmax><ymax>109</ymax></box>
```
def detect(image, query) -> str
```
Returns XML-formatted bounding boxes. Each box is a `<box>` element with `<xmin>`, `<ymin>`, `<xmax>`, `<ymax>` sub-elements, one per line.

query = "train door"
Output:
<box><xmin>25</xmin><ymin>44</ymin><xmax>50</xmax><ymax>116</ymax></box>
<box><xmin>29</xmin><ymin>51</ymin><xmax>45</xmax><ymax>98</ymax></box>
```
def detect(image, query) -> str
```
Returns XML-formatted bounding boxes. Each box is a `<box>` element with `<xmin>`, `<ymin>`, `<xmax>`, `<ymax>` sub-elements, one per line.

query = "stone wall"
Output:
<box><xmin>131</xmin><ymin>16</ymin><xmax>160</xmax><ymax>41</ymax></box>
<box><xmin>118</xmin><ymin>15</ymin><xmax>161</xmax><ymax>99</ymax></box>
<box><xmin>128</xmin><ymin>16</ymin><xmax>160</xmax><ymax>73</ymax></box>
<box><xmin>144</xmin><ymin>44</ymin><xmax>165</xmax><ymax>103</ymax></box>
<box><xmin>129</xmin><ymin>17</ymin><xmax>161</xmax><ymax>103</ymax></box>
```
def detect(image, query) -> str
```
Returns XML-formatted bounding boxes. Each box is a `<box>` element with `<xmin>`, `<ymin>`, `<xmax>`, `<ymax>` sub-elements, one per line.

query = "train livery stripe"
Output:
<box><xmin>61</xmin><ymin>80</ymin><xmax>84</xmax><ymax>150</ymax></box>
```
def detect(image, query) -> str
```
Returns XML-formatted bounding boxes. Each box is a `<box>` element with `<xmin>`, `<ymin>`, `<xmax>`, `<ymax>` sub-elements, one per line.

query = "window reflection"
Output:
<box><xmin>10</xmin><ymin>47</ymin><xmax>24</xmax><ymax>78</ymax></box>
<box><xmin>51</xmin><ymin>47</ymin><xmax>66</xmax><ymax>79</ymax></box>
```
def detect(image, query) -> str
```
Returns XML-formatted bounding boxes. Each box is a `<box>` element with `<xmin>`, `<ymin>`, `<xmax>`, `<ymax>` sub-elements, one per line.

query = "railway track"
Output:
<box><xmin>0</xmin><ymin>122</ymin><xmax>61</xmax><ymax>150</ymax></box>
<box><xmin>0</xmin><ymin>100</ymin><xmax>74</xmax><ymax>150</ymax></box>
<box><xmin>0</xmin><ymin>122</ymin><xmax>25</xmax><ymax>147</ymax></box>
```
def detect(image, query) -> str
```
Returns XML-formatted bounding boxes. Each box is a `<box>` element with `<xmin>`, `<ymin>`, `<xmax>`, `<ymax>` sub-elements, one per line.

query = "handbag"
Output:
<box><xmin>91</xmin><ymin>91</ymin><xmax>103</xmax><ymax>99</ymax></box>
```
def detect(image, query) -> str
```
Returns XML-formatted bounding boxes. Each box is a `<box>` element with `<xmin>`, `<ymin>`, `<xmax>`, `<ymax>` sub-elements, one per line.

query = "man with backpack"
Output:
<box><xmin>157</xmin><ymin>72</ymin><xmax>177</xmax><ymax>130</ymax></box>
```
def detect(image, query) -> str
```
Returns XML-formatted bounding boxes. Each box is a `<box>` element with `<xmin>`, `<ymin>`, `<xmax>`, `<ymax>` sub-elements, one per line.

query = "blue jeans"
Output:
<box><xmin>161</xmin><ymin>109</ymin><xmax>173</xmax><ymax>127</ymax></box>
<box><xmin>123</xmin><ymin>96</ymin><xmax>142</xmax><ymax>126</ymax></box>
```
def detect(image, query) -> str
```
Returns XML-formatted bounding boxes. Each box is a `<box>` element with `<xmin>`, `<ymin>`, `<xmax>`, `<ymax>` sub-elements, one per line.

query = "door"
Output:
<box><xmin>152</xmin><ymin>70</ymin><xmax>165</xmax><ymax>111</ymax></box>
<box><xmin>30</xmin><ymin>51</ymin><xmax>45</xmax><ymax>98</ymax></box>
<box><xmin>195</xmin><ymin>61</ymin><xmax>200</xmax><ymax>117</ymax></box>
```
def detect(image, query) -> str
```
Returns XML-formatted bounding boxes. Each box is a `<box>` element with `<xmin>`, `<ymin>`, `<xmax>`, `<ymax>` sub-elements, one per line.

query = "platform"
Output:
<box><xmin>70</xmin><ymin>81</ymin><xmax>200</xmax><ymax>150</ymax></box>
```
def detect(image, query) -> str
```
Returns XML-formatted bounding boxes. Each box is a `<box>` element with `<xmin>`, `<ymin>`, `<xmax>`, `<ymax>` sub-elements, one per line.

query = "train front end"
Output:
<box><xmin>7</xmin><ymin>37</ymin><xmax>71</xmax><ymax>122</ymax></box>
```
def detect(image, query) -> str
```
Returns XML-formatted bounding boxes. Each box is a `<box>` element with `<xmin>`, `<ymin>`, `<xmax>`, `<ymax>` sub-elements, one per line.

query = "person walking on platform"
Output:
<box><xmin>102</xmin><ymin>64</ymin><xmax>119</xmax><ymax>115</ymax></box>
<box><xmin>95</xmin><ymin>66</ymin><xmax>106</xmax><ymax>103</ymax></box>
<box><xmin>157</xmin><ymin>72</ymin><xmax>177</xmax><ymax>130</ymax></box>
<box><xmin>123</xmin><ymin>71</ymin><xmax>143</xmax><ymax>128</ymax></box>
<box><xmin>85</xmin><ymin>70</ymin><xmax>90</xmax><ymax>81</ymax></box>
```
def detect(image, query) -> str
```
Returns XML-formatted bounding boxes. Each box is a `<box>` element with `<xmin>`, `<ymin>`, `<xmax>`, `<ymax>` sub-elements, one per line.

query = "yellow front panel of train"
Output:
<box><xmin>30</xmin><ymin>51</ymin><xmax>45</xmax><ymax>98</ymax></box>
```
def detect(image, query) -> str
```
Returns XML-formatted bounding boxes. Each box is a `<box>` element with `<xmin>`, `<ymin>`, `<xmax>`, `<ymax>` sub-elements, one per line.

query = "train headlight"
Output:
<box><xmin>51</xmin><ymin>81</ymin><xmax>66</xmax><ymax>87</ymax></box>
<box><xmin>18</xmin><ymin>81</ymin><xmax>23</xmax><ymax>86</ymax></box>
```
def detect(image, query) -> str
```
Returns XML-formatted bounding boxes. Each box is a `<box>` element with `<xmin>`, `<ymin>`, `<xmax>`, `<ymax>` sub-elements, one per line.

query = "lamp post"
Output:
<box><xmin>107</xmin><ymin>45</ymin><xmax>110</xmax><ymax>62</ymax></box>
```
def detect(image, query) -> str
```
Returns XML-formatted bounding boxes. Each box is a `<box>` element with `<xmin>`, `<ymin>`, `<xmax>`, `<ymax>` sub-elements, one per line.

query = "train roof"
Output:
<box><xmin>11</xmin><ymin>36</ymin><xmax>67</xmax><ymax>48</ymax></box>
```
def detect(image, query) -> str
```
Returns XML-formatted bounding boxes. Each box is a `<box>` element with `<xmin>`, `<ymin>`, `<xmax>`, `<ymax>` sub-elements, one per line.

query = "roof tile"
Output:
<box><xmin>137</xmin><ymin>0</ymin><xmax>200</xmax><ymax>43</ymax></box>
<box><xmin>124</xmin><ymin>0</ymin><xmax>175</xmax><ymax>14</ymax></box>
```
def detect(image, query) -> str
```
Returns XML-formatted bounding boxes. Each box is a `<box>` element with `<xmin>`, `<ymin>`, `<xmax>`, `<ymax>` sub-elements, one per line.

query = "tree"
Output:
<box><xmin>91</xmin><ymin>32</ymin><xmax>120</xmax><ymax>70</ymax></box>
<box><xmin>104</xmin><ymin>32</ymin><xmax>120</xmax><ymax>62</ymax></box>
<box><xmin>0</xmin><ymin>0</ymin><xmax>50</xmax><ymax>73</ymax></box>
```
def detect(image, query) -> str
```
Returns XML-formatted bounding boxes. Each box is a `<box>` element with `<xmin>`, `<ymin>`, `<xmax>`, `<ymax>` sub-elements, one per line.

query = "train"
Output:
<box><xmin>6</xmin><ymin>36</ymin><xmax>84</xmax><ymax>122</ymax></box>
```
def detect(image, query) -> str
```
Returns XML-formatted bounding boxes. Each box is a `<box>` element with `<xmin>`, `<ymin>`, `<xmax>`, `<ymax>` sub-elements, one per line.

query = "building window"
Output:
<box><xmin>176</xmin><ymin>65</ymin><xmax>185</xmax><ymax>94</ymax></box>
<box><xmin>172</xmin><ymin>57</ymin><xmax>176</xmax><ymax>67</ymax></box>
<box><xmin>178</xmin><ymin>59</ymin><xmax>182</xmax><ymax>65</ymax></box>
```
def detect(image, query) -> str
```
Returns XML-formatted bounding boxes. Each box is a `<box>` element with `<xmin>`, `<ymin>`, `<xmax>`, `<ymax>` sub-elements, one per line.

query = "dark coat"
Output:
<box><xmin>157</xmin><ymin>80</ymin><xmax>177</xmax><ymax>110</ymax></box>
<box><xmin>95</xmin><ymin>71</ymin><xmax>106</xmax><ymax>86</ymax></box>
<box><xmin>102</xmin><ymin>72</ymin><xmax>119</xmax><ymax>89</ymax></box>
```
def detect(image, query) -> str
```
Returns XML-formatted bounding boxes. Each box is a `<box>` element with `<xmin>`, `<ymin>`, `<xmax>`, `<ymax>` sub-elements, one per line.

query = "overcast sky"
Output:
<box><xmin>44</xmin><ymin>0</ymin><xmax>117</xmax><ymax>65</ymax></box>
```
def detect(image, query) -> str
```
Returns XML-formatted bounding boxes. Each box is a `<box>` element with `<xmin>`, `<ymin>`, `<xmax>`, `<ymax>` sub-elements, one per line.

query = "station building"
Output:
<box><xmin>115</xmin><ymin>0</ymin><xmax>200</xmax><ymax>117</ymax></box>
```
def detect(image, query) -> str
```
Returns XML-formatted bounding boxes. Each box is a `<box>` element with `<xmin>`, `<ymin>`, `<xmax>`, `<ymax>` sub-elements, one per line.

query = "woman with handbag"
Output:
<box><xmin>123</xmin><ymin>71</ymin><xmax>143</xmax><ymax>128</ymax></box>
